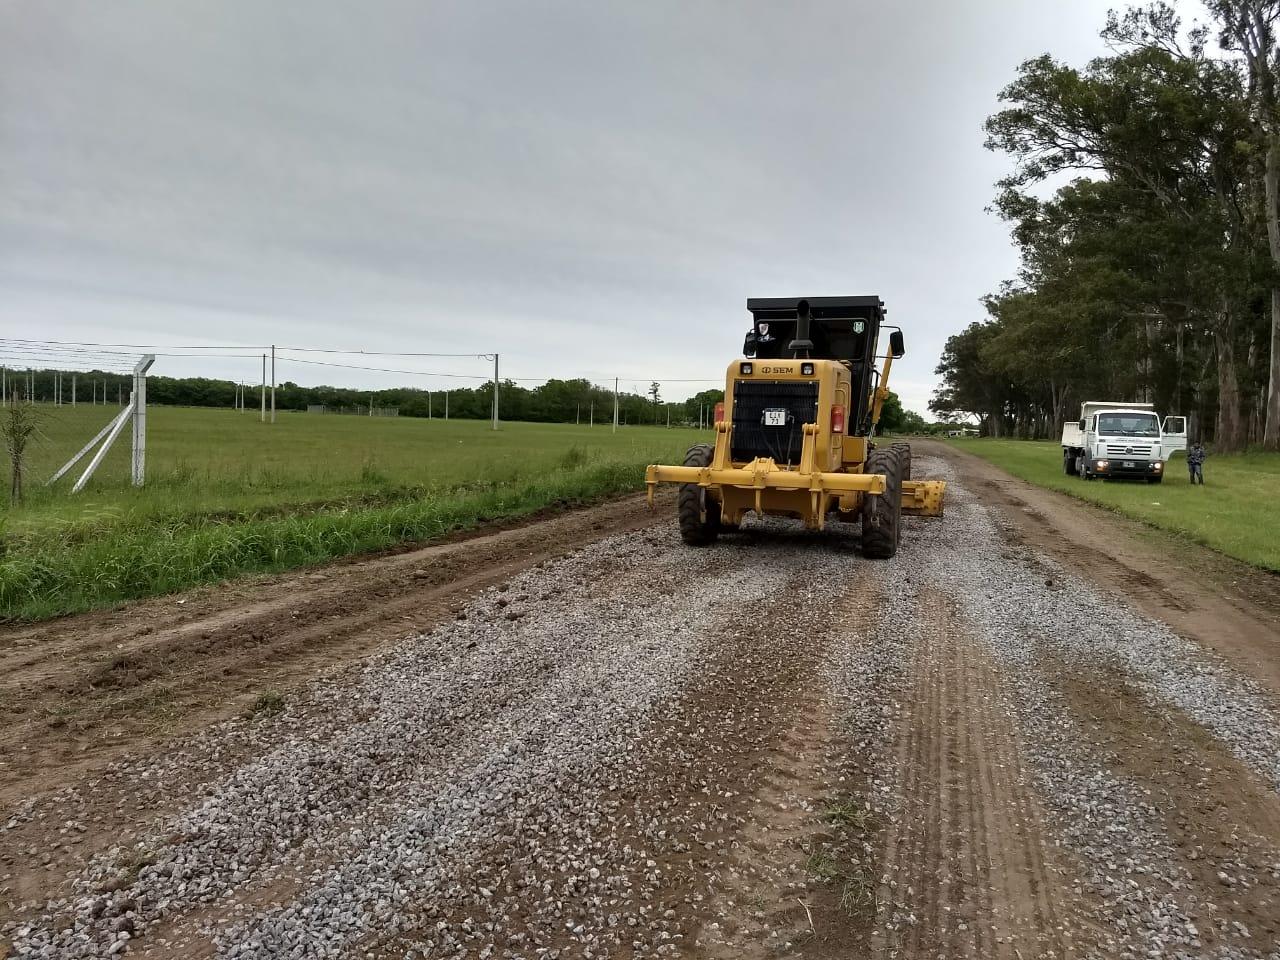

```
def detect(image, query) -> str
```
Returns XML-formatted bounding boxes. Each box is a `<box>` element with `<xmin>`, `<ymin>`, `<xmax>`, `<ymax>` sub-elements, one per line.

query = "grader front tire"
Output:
<box><xmin>677</xmin><ymin>443</ymin><xmax>721</xmax><ymax>546</ymax></box>
<box><xmin>861</xmin><ymin>449</ymin><xmax>902</xmax><ymax>559</ymax></box>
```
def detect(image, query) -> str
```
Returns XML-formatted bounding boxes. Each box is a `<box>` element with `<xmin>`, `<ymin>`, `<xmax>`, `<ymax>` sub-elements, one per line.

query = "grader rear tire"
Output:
<box><xmin>890</xmin><ymin>441</ymin><xmax>912</xmax><ymax>481</ymax></box>
<box><xmin>861</xmin><ymin>449</ymin><xmax>902</xmax><ymax>559</ymax></box>
<box><xmin>677</xmin><ymin>443</ymin><xmax>720</xmax><ymax>546</ymax></box>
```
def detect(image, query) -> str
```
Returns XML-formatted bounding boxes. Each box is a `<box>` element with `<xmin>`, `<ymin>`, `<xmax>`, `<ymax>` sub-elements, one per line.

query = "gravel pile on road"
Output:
<box><xmin>7</xmin><ymin>519</ymin><xmax>859</xmax><ymax>959</ymax></box>
<box><xmin>912</xmin><ymin>456</ymin><xmax>1274</xmax><ymax>960</ymax></box>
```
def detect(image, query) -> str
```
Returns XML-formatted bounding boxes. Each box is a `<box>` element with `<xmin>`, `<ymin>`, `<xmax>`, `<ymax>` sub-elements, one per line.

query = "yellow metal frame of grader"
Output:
<box><xmin>645</xmin><ymin>296</ymin><xmax>945</xmax><ymax>558</ymax></box>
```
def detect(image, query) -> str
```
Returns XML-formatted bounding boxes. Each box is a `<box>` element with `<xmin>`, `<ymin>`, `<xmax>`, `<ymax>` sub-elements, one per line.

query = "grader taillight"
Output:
<box><xmin>714</xmin><ymin>402</ymin><xmax>725</xmax><ymax>424</ymax></box>
<box><xmin>831</xmin><ymin>405</ymin><xmax>845</xmax><ymax>434</ymax></box>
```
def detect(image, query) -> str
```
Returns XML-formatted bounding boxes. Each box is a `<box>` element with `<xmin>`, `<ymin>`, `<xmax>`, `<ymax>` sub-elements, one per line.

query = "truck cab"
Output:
<box><xmin>1061</xmin><ymin>402</ymin><xmax>1187</xmax><ymax>483</ymax></box>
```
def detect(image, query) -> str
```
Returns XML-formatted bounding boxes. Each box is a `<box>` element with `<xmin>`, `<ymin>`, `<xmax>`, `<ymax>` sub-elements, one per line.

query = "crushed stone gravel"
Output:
<box><xmin>6</xmin><ymin>453</ymin><xmax>1279</xmax><ymax>960</ymax></box>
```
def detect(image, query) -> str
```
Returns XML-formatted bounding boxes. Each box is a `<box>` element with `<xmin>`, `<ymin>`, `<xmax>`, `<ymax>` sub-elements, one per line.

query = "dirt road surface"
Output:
<box><xmin>3</xmin><ymin>442</ymin><xmax>1280</xmax><ymax>959</ymax></box>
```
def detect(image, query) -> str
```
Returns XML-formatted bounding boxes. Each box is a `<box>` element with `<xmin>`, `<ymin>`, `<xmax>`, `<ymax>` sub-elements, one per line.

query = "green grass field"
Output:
<box><xmin>0</xmin><ymin>405</ymin><xmax>708</xmax><ymax>621</ymax></box>
<box><xmin>947</xmin><ymin>438</ymin><xmax>1280</xmax><ymax>573</ymax></box>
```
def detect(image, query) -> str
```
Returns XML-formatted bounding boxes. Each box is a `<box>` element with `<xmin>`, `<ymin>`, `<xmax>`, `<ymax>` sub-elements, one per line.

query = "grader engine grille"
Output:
<box><xmin>731</xmin><ymin>380</ymin><xmax>819</xmax><ymax>465</ymax></box>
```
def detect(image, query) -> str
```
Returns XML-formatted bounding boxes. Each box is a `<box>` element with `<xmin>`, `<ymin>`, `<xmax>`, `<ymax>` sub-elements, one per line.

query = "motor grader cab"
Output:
<box><xmin>645</xmin><ymin>296</ymin><xmax>945</xmax><ymax>558</ymax></box>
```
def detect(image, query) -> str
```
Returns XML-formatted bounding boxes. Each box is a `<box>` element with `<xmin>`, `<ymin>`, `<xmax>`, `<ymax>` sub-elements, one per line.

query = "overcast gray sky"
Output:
<box><xmin>3</xmin><ymin>0</ymin><xmax>1137</xmax><ymax>412</ymax></box>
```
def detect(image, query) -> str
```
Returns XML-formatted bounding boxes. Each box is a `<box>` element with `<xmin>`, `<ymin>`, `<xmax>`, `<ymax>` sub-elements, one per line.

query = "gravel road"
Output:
<box><xmin>4</xmin><ymin>451</ymin><xmax>1280</xmax><ymax>959</ymax></box>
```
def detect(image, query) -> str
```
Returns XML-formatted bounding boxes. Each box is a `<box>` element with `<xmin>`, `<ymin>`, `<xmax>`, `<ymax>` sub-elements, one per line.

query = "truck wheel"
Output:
<box><xmin>1146</xmin><ymin>475</ymin><xmax>1163</xmax><ymax>485</ymax></box>
<box><xmin>677</xmin><ymin>443</ymin><xmax>720</xmax><ymax>545</ymax></box>
<box><xmin>1077</xmin><ymin>455</ymin><xmax>1091</xmax><ymax>480</ymax></box>
<box><xmin>861</xmin><ymin>449</ymin><xmax>902</xmax><ymax>559</ymax></box>
<box><xmin>890</xmin><ymin>442</ymin><xmax>912</xmax><ymax>481</ymax></box>
<box><xmin>1063</xmin><ymin>453</ymin><xmax>1075</xmax><ymax>476</ymax></box>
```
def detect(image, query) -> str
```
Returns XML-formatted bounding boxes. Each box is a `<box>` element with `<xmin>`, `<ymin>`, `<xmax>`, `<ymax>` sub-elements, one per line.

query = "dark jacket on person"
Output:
<box><xmin>1187</xmin><ymin>445</ymin><xmax>1207</xmax><ymax>466</ymax></box>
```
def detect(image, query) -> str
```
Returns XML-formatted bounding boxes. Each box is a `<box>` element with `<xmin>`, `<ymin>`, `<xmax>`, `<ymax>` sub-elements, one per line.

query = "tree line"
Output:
<box><xmin>931</xmin><ymin>2</ymin><xmax>1280</xmax><ymax>451</ymax></box>
<box><xmin>2</xmin><ymin>364</ymin><xmax>954</xmax><ymax>434</ymax></box>
<box><xmin>2</xmin><ymin>366</ymin><xmax>731</xmax><ymax>427</ymax></box>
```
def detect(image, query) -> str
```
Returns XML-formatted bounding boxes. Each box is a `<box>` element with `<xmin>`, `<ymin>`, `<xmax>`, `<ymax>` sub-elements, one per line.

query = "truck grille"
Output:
<box><xmin>730</xmin><ymin>380</ymin><xmax>819</xmax><ymax>465</ymax></box>
<box><xmin>1104</xmin><ymin>444</ymin><xmax>1156</xmax><ymax>457</ymax></box>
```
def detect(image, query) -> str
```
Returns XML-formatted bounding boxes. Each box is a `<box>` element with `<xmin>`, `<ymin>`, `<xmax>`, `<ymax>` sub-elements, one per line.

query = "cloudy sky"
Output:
<box><xmin>3</xmin><ymin>0</ymin><xmax>1138</xmax><ymax>411</ymax></box>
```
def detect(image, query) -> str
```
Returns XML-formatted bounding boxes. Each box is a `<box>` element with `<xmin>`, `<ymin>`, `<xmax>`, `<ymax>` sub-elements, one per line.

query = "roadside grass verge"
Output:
<box><xmin>0</xmin><ymin>457</ymin><xmax>653</xmax><ymax>622</ymax></box>
<box><xmin>1</xmin><ymin>409</ymin><xmax>709</xmax><ymax>621</ymax></box>
<box><xmin>946</xmin><ymin>439</ymin><xmax>1280</xmax><ymax>573</ymax></box>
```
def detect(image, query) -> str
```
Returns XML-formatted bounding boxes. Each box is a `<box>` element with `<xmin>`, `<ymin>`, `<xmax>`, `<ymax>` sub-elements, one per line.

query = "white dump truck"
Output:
<box><xmin>1061</xmin><ymin>402</ymin><xmax>1188</xmax><ymax>483</ymax></box>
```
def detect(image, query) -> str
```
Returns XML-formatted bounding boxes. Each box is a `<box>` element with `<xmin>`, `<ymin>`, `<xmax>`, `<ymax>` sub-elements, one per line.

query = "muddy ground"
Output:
<box><xmin>2</xmin><ymin>441</ymin><xmax>1279</xmax><ymax>959</ymax></box>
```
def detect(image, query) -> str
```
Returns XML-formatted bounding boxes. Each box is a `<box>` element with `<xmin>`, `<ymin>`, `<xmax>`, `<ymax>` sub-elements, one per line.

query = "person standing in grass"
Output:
<box><xmin>1187</xmin><ymin>440</ymin><xmax>1206</xmax><ymax>485</ymax></box>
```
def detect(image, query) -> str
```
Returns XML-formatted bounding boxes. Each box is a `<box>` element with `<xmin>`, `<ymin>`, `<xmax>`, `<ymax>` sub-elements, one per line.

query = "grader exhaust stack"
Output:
<box><xmin>645</xmin><ymin>295</ymin><xmax>945</xmax><ymax>558</ymax></box>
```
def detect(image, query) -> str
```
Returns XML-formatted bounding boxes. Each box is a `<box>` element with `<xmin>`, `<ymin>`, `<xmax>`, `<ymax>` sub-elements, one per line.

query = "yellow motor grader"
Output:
<box><xmin>646</xmin><ymin>296</ymin><xmax>945</xmax><ymax>558</ymax></box>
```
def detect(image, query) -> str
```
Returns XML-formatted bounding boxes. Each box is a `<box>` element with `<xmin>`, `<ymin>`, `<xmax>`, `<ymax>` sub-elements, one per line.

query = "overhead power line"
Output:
<box><xmin>276</xmin><ymin>346</ymin><xmax>493</xmax><ymax>359</ymax></box>
<box><xmin>0</xmin><ymin>337</ymin><xmax>262</xmax><ymax>352</ymax></box>
<box><xmin>0</xmin><ymin>337</ymin><xmax>495</xmax><ymax>359</ymax></box>
<box><xmin>278</xmin><ymin>357</ymin><xmax>491</xmax><ymax>379</ymax></box>
<box><xmin>0</xmin><ymin>345</ymin><xmax>260</xmax><ymax>363</ymax></box>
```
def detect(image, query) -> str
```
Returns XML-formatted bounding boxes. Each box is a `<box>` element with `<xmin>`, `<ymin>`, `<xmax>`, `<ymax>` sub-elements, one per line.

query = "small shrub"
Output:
<box><xmin>359</xmin><ymin>458</ymin><xmax>389</xmax><ymax>486</ymax></box>
<box><xmin>558</xmin><ymin>445</ymin><xmax>588</xmax><ymax>469</ymax></box>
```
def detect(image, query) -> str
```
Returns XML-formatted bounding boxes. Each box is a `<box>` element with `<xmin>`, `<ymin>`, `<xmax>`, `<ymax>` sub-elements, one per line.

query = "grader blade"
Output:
<box><xmin>901</xmin><ymin>479</ymin><xmax>946</xmax><ymax>517</ymax></box>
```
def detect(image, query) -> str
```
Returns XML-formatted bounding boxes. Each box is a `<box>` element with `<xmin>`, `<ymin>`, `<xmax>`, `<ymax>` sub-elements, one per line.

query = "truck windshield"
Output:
<box><xmin>1097</xmin><ymin>413</ymin><xmax>1159</xmax><ymax>437</ymax></box>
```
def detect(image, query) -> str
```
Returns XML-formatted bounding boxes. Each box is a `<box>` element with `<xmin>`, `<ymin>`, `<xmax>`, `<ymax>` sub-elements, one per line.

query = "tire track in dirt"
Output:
<box><xmin>360</xmin><ymin>529</ymin><xmax>881</xmax><ymax>960</ymax></box>
<box><xmin>872</xmin><ymin>587</ymin><xmax>1095</xmax><ymax>960</ymax></box>
<box><xmin>690</xmin><ymin>586</ymin><xmax>890</xmax><ymax>960</ymax></box>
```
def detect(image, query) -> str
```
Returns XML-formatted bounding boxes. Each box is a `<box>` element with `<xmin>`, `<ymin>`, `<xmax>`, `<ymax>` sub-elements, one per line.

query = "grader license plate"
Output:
<box><xmin>763</xmin><ymin>409</ymin><xmax>787</xmax><ymax>426</ymax></box>
<box><xmin>1123</xmin><ymin>461</ymin><xmax>1135</xmax><ymax>468</ymax></box>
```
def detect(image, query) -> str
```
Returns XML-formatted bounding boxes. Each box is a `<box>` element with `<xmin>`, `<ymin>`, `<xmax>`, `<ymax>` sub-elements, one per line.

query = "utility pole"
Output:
<box><xmin>590</xmin><ymin>400</ymin><xmax>594</xmax><ymax>427</ymax></box>
<box><xmin>445</xmin><ymin>391</ymin><xmax>449</xmax><ymax>421</ymax></box>
<box><xmin>72</xmin><ymin>375</ymin><xmax>76</xmax><ymax>407</ymax></box>
<box><xmin>491</xmin><ymin>354</ymin><xmax>499</xmax><ymax>431</ymax></box>
<box><xmin>270</xmin><ymin>344</ymin><xmax>276</xmax><ymax>424</ymax></box>
<box><xmin>612</xmin><ymin>378</ymin><xmax>619</xmax><ymax>434</ymax></box>
<box><xmin>666</xmin><ymin>405</ymin><xmax>670</xmax><ymax>428</ymax></box>
<box><xmin>260</xmin><ymin>354</ymin><xmax>267</xmax><ymax>422</ymax></box>
<box><xmin>427</xmin><ymin>390</ymin><xmax>432</xmax><ymax>419</ymax></box>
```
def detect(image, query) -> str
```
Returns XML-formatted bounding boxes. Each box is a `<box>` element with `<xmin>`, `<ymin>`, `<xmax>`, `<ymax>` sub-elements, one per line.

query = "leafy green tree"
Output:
<box><xmin>1202</xmin><ymin>0</ymin><xmax>1280</xmax><ymax>447</ymax></box>
<box><xmin>974</xmin><ymin>4</ymin><xmax>1271</xmax><ymax>448</ymax></box>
